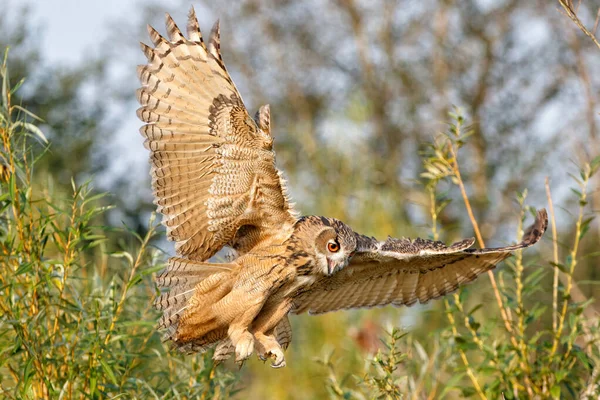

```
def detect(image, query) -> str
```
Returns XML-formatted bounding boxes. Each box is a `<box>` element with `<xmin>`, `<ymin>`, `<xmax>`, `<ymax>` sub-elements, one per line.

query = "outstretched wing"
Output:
<box><xmin>293</xmin><ymin>209</ymin><xmax>547</xmax><ymax>314</ymax></box>
<box><xmin>137</xmin><ymin>8</ymin><xmax>297</xmax><ymax>261</ymax></box>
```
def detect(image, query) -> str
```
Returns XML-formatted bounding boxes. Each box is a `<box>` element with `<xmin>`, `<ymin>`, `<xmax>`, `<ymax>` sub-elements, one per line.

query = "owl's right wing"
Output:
<box><xmin>137</xmin><ymin>8</ymin><xmax>297</xmax><ymax>261</ymax></box>
<box><xmin>292</xmin><ymin>210</ymin><xmax>547</xmax><ymax>314</ymax></box>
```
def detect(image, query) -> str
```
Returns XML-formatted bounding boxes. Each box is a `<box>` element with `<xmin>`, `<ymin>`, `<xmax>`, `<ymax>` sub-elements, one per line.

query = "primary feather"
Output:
<box><xmin>137</xmin><ymin>7</ymin><xmax>297</xmax><ymax>262</ymax></box>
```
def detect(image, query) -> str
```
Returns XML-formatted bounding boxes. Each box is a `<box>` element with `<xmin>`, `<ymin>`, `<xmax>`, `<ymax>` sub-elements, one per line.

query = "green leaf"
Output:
<box><xmin>100</xmin><ymin>359</ymin><xmax>118</xmax><ymax>386</ymax></box>
<box><xmin>8</xmin><ymin>172</ymin><xmax>15</xmax><ymax>201</ymax></box>
<box><xmin>81</xmin><ymin>192</ymin><xmax>108</xmax><ymax>206</ymax></box>
<box><xmin>140</xmin><ymin>264</ymin><xmax>165</xmax><ymax>277</ymax></box>
<box><xmin>435</xmin><ymin>198</ymin><xmax>452</xmax><ymax>214</ymax></box>
<box><xmin>579</xmin><ymin>216</ymin><xmax>594</xmax><ymax>240</ymax></box>
<box><xmin>461</xmin><ymin>386</ymin><xmax>476</xmax><ymax>397</ymax></box>
<box><xmin>550</xmin><ymin>261</ymin><xmax>569</xmax><ymax>275</ymax></box>
<box><xmin>576</xmin><ymin>279</ymin><xmax>600</xmax><ymax>285</ymax></box>
<box><xmin>468</xmin><ymin>304</ymin><xmax>483</xmax><ymax>316</ymax></box>
<box><xmin>11</xmin><ymin>105</ymin><xmax>43</xmax><ymax>122</ymax></box>
<box><xmin>590</xmin><ymin>155</ymin><xmax>600</xmax><ymax>176</ymax></box>
<box><xmin>14</xmin><ymin>262</ymin><xmax>33</xmax><ymax>276</ymax></box>
<box><xmin>570</xmin><ymin>188</ymin><xmax>582</xmax><ymax>198</ymax></box>
<box><xmin>111</xmin><ymin>251</ymin><xmax>134</xmax><ymax>266</ymax></box>
<box><xmin>1</xmin><ymin>49</ymin><xmax>8</xmax><ymax>108</ymax></box>
<box><xmin>439</xmin><ymin>373</ymin><xmax>464</xmax><ymax>397</ymax></box>
<box><xmin>90</xmin><ymin>374</ymin><xmax>97</xmax><ymax>397</ymax></box>
<box><xmin>13</xmin><ymin>121</ymin><xmax>47</xmax><ymax>144</ymax></box>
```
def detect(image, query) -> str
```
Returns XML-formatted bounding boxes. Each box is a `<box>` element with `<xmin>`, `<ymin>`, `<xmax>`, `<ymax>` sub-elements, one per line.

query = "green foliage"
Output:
<box><xmin>3</xmin><ymin>53</ymin><xmax>599</xmax><ymax>398</ymax></box>
<box><xmin>322</xmin><ymin>111</ymin><xmax>600</xmax><ymax>399</ymax></box>
<box><xmin>0</xmin><ymin>53</ymin><xmax>239</xmax><ymax>399</ymax></box>
<box><xmin>319</xmin><ymin>329</ymin><xmax>407</xmax><ymax>400</ymax></box>
<box><xmin>361</xmin><ymin>329</ymin><xmax>407</xmax><ymax>399</ymax></box>
<box><xmin>2</xmin><ymin>1</ymin><xmax>600</xmax><ymax>396</ymax></box>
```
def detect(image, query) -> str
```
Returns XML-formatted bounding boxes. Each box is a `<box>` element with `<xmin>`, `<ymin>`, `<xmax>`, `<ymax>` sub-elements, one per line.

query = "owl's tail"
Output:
<box><xmin>154</xmin><ymin>257</ymin><xmax>238</xmax><ymax>353</ymax></box>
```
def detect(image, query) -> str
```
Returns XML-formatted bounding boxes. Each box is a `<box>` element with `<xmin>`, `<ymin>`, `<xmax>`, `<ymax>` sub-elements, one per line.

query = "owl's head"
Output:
<box><xmin>298</xmin><ymin>216</ymin><xmax>357</xmax><ymax>275</ymax></box>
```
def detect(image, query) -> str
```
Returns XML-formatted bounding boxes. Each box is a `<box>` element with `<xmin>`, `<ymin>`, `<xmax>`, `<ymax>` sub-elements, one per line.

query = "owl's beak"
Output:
<box><xmin>327</xmin><ymin>258</ymin><xmax>336</xmax><ymax>275</ymax></box>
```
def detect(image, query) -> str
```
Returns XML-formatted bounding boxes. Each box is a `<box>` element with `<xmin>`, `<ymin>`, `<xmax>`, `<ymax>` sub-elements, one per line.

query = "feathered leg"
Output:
<box><xmin>251</xmin><ymin>298</ymin><xmax>293</xmax><ymax>368</ymax></box>
<box><xmin>211</xmin><ymin>315</ymin><xmax>292</xmax><ymax>363</ymax></box>
<box><xmin>155</xmin><ymin>258</ymin><xmax>235</xmax><ymax>344</ymax></box>
<box><xmin>225</xmin><ymin>286</ymin><xmax>268</xmax><ymax>363</ymax></box>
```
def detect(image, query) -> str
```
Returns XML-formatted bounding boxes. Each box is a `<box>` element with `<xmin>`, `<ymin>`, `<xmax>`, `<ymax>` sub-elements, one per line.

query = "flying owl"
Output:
<box><xmin>136</xmin><ymin>8</ymin><xmax>547</xmax><ymax>368</ymax></box>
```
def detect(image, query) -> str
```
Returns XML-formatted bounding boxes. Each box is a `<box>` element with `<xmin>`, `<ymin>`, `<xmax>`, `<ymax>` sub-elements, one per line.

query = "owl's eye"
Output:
<box><xmin>327</xmin><ymin>240</ymin><xmax>340</xmax><ymax>253</ymax></box>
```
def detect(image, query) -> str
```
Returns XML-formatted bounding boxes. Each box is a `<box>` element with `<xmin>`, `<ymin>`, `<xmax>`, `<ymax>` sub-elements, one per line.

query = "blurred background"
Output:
<box><xmin>2</xmin><ymin>0</ymin><xmax>600</xmax><ymax>398</ymax></box>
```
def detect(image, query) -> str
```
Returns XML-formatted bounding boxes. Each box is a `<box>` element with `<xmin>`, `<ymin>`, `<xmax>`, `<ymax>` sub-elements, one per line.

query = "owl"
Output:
<box><xmin>136</xmin><ymin>8</ymin><xmax>547</xmax><ymax>368</ymax></box>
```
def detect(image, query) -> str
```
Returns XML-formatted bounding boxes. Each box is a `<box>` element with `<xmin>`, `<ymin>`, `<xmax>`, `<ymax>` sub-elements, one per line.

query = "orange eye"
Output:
<box><xmin>327</xmin><ymin>241</ymin><xmax>340</xmax><ymax>253</ymax></box>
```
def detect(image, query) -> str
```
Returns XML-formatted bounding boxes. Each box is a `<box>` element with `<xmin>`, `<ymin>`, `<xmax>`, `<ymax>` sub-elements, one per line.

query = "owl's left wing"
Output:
<box><xmin>292</xmin><ymin>209</ymin><xmax>547</xmax><ymax>315</ymax></box>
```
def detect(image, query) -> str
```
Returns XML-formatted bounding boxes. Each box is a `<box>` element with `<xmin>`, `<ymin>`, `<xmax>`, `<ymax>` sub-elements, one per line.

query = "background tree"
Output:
<box><xmin>2</xmin><ymin>0</ymin><xmax>599</xmax><ymax>398</ymax></box>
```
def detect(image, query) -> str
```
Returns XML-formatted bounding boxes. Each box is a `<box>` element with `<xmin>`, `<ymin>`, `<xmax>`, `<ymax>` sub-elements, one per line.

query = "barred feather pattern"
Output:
<box><xmin>292</xmin><ymin>210</ymin><xmax>548</xmax><ymax>315</ymax></box>
<box><xmin>137</xmin><ymin>7</ymin><xmax>298</xmax><ymax>262</ymax></box>
<box><xmin>274</xmin><ymin>315</ymin><xmax>293</xmax><ymax>349</ymax></box>
<box><xmin>154</xmin><ymin>258</ymin><xmax>234</xmax><ymax>332</ymax></box>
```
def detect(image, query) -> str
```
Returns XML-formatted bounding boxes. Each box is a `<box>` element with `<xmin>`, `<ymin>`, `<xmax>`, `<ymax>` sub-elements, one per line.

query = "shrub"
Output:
<box><xmin>0</xmin><ymin>52</ymin><xmax>239</xmax><ymax>399</ymax></box>
<box><xmin>321</xmin><ymin>111</ymin><xmax>600</xmax><ymax>399</ymax></box>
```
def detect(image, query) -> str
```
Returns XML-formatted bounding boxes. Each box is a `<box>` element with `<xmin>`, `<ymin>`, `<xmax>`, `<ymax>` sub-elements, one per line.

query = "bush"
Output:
<box><xmin>321</xmin><ymin>112</ymin><xmax>600</xmax><ymax>399</ymax></box>
<box><xmin>0</xmin><ymin>52</ymin><xmax>239</xmax><ymax>399</ymax></box>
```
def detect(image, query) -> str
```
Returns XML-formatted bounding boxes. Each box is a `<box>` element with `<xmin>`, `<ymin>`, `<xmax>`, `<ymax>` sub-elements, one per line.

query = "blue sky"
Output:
<box><xmin>28</xmin><ymin>0</ymin><xmax>138</xmax><ymax>65</ymax></box>
<box><xmin>20</xmin><ymin>1</ymin><xmax>223</xmax><ymax>192</ymax></box>
<box><xmin>20</xmin><ymin>0</ymin><xmax>148</xmax><ymax>189</ymax></box>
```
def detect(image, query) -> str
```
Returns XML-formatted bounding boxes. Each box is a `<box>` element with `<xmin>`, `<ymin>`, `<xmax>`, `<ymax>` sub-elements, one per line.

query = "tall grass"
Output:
<box><xmin>0</xmin><ymin>53</ymin><xmax>239</xmax><ymax>399</ymax></box>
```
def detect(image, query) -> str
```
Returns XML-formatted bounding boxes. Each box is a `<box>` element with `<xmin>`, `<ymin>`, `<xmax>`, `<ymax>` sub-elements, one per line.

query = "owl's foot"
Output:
<box><xmin>230</xmin><ymin>330</ymin><xmax>254</xmax><ymax>363</ymax></box>
<box><xmin>255</xmin><ymin>332</ymin><xmax>286</xmax><ymax>368</ymax></box>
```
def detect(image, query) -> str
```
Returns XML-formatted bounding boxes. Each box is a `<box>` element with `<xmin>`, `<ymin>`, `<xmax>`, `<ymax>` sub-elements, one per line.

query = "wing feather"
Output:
<box><xmin>293</xmin><ymin>210</ymin><xmax>547</xmax><ymax>314</ymax></box>
<box><xmin>138</xmin><ymin>8</ymin><xmax>298</xmax><ymax>261</ymax></box>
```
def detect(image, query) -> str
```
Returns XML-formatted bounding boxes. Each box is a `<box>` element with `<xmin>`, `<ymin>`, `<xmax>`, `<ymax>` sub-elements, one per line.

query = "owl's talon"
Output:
<box><xmin>254</xmin><ymin>332</ymin><xmax>286</xmax><ymax>367</ymax></box>
<box><xmin>269</xmin><ymin>348</ymin><xmax>286</xmax><ymax>368</ymax></box>
<box><xmin>260</xmin><ymin>346</ymin><xmax>286</xmax><ymax>368</ymax></box>
<box><xmin>233</xmin><ymin>331</ymin><xmax>254</xmax><ymax>363</ymax></box>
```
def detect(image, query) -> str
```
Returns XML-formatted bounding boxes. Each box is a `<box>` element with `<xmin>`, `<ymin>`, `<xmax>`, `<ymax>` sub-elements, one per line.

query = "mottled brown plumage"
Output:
<box><xmin>137</xmin><ymin>8</ymin><xmax>548</xmax><ymax>368</ymax></box>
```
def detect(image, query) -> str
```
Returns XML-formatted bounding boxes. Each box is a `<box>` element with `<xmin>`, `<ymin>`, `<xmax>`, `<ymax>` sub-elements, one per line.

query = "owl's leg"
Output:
<box><xmin>227</xmin><ymin>298</ymin><xmax>264</xmax><ymax>363</ymax></box>
<box><xmin>254</xmin><ymin>315</ymin><xmax>292</xmax><ymax>367</ymax></box>
<box><xmin>251</xmin><ymin>299</ymin><xmax>293</xmax><ymax>368</ymax></box>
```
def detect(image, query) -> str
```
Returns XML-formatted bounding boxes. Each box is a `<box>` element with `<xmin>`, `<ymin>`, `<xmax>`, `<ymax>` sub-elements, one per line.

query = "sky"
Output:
<box><xmin>5</xmin><ymin>0</ymin><xmax>596</xmax><ymax>218</ymax></box>
<box><xmin>17</xmin><ymin>0</ymin><xmax>223</xmax><ymax>192</ymax></box>
<box><xmin>26</xmin><ymin>0</ymin><xmax>138</xmax><ymax>65</ymax></box>
<box><xmin>17</xmin><ymin>0</ymin><xmax>151</xmax><ymax>189</ymax></box>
